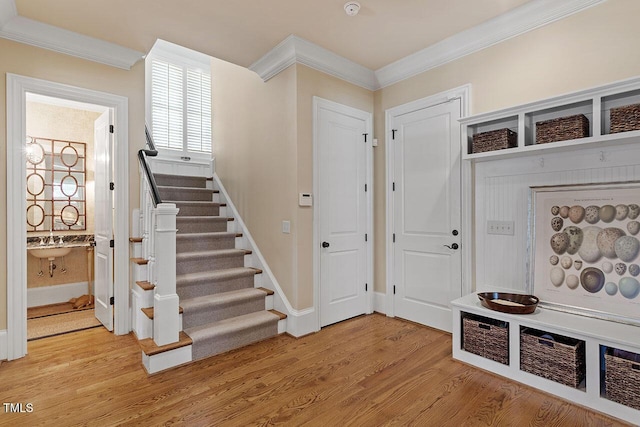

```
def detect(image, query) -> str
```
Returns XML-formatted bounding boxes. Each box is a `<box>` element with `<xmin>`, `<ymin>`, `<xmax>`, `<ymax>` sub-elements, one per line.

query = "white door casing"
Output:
<box><xmin>94</xmin><ymin>110</ymin><xmax>114</xmax><ymax>330</ymax></box>
<box><xmin>314</xmin><ymin>97</ymin><xmax>373</xmax><ymax>328</ymax></box>
<box><xmin>385</xmin><ymin>86</ymin><xmax>469</xmax><ymax>333</ymax></box>
<box><xmin>6</xmin><ymin>74</ymin><xmax>129</xmax><ymax>360</ymax></box>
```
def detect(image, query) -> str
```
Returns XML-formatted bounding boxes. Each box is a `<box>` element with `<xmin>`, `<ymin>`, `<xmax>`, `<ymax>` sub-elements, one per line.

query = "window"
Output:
<box><xmin>146</xmin><ymin>40</ymin><xmax>212</xmax><ymax>159</ymax></box>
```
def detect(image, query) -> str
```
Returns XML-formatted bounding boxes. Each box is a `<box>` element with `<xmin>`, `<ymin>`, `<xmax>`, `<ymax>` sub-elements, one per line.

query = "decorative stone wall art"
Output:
<box><xmin>529</xmin><ymin>182</ymin><xmax>640</xmax><ymax>325</ymax></box>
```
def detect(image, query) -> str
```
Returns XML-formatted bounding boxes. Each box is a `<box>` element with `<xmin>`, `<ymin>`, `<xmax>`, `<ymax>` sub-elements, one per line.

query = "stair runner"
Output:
<box><xmin>154</xmin><ymin>173</ymin><xmax>281</xmax><ymax>360</ymax></box>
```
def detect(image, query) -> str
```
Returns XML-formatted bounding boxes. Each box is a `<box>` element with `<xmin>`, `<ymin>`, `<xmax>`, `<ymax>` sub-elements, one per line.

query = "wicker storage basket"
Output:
<box><xmin>536</xmin><ymin>114</ymin><xmax>589</xmax><ymax>144</ymax></box>
<box><xmin>472</xmin><ymin>128</ymin><xmax>517</xmax><ymax>153</ymax></box>
<box><xmin>610</xmin><ymin>103</ymin><xmax>640</xmax><ymax>134</ymax></box>
<box><xmin>462</xmin><ymin>314</ymin><xmax>509</xmax><ymax>365</ymax></box>
<box><xmin>605</xmin><ymin>348</ymin><xmax>640</xmax><ymax>410</ymax></box>
<box><xmin>520</xmin><ymin>328</ymin><xmax>585</xmax><ymax>388</ymax></box>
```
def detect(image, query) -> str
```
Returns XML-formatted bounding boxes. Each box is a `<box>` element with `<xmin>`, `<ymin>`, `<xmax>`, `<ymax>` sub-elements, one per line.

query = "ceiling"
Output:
<box><xmin>14</xmin><ymin>0</ymin><xmax>532</xmax><ymax>70</ymax></box>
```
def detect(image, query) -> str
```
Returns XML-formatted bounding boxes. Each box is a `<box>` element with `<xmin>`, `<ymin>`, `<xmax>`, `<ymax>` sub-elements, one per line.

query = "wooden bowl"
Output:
<box><xmin>477</xmin><ymin>292</ymin><xmax>539</xmax><ymax>314</ymax></box>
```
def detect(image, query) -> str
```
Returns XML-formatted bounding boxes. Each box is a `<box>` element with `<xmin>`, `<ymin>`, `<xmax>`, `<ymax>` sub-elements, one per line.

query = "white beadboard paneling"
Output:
<box><xmin>474</xmin><ymin>143</ymin><xmax>640</xmax><ymax>292</ymax></box>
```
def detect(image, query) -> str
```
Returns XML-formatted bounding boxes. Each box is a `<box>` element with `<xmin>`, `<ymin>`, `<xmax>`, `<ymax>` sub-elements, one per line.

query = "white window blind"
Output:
<box><xmin>186</xmin><ymin>69</ymin><xmax>212</xmax><ymax>153</ymax></box>
<box><xmin>150</xmin><ymin>57</ymin><xmax>212</xmax><ymax>155</ymax></box>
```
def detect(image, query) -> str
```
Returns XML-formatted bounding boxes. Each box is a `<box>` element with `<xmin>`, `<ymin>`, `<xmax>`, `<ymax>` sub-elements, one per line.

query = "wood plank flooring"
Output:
<box><xmin>0</xmin><ymin>314</ymin><xmax>630</xmax><ymax>426</ymax></box>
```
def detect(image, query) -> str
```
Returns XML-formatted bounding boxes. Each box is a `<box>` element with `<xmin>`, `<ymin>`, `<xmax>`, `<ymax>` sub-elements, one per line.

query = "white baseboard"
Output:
<box><xmin>27</xmin><ymin>282</ymin><xmax>89</xmax><ymax>307</ymax></box>
<box><xmin>0</xmin><ymin>330</ymin><xmax>7</xmax><ymax>360</ymax></box>
<box><xmin>374</xmin><ymin>291</ymin><xmax>387</xmax><ymax>314</ymax></box>
<box><xmin>285</xmin><ymin>307</ymin><xmax>318</xmax><ymax>337</ymax></box>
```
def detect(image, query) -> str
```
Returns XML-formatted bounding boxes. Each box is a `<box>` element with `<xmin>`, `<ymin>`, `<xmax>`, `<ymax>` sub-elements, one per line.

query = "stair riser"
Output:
<box><xmin>182</xmin><ymin>298</ymin><xmax>265</xmax><ymax>329</ymax></box>
<box><xmin>176</xmin><ymin>219</ymin><xmax>228</xmax><ymax>234</ymax></box>
<box><xmin>177</xmin><ymin>254</ymin><xmax>245</xmax><ymax>275</ymax></box>
<box><xmin>177</xmin><ymin>275</ymin><xmax>256</xmax><ymax>300</ymax></box>
<box><xmin>159</xmin><ymin>188</ymin><xmax>213</xmax><ymax>202</ymax></box>
<box><xmin>176</xmin><ymin>235</ymin><xmax>236</xmax><ymax>253</ymax></box>
<box><xmin>191</xmin><ymin>322</ymin><xmax>278</xmax><ymax>361</ymax></box>
<box><xmin>154</xmin><ymin>175</ymin><xmax>207</xmax><ymax>189</ymax></box>
<box><xmin>175</xmin><ymin>204</ymin><xmax>220</xmax><ymax>217</ymax></box>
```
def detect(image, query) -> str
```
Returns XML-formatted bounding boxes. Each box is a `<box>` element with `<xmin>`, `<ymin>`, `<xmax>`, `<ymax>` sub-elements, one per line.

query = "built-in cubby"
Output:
<box><xmin>461</xmin><ymin>76</ymin><xmax>640</xmax><ymax>160</ymax></box>
<box><xmin>452</xmin><ymin>293</ymin><xmax>640</xmax><ymax>425</ymax></box>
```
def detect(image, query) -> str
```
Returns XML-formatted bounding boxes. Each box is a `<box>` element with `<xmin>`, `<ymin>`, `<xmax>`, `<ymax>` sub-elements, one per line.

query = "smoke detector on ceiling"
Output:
<box><xmin>344</xmin><ymin>2</ymin><xmax>361</xmax><ymax>17</ymax></box>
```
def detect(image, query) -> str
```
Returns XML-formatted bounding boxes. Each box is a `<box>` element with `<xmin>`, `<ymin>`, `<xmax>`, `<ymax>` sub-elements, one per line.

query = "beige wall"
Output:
<box><xmin>373</xmin><ymin>0</ymin><xmax>640</xmax><ymax>293</ymax></box>
<box><xmin>0</xmin><ymin>38</ymin><xmax>145</xmax><ymax>330</ymax></box>
<box><xmin>212</xmin><ymin>59</ymin><xmax>373</xmax><ymax>310</ymax></box>
<box><xmin>211</xmin><ymin>58</ymin><xmax>299</xmax><ymax>306</ymax></box>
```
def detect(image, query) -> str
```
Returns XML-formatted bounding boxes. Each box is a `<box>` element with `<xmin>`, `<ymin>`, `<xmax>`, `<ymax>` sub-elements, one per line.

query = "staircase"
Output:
<box><xmin>134</xmin><ymin>173</ymin><xmax>286</xmax><ymax>372</ymax></box>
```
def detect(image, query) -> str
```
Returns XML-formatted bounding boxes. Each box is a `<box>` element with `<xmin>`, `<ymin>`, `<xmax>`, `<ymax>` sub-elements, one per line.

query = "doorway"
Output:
<box><xmin>24</xmin><ymin>94</ymin><xmax>107</xmax><ymax>340</ymax></box>
<box><xmin>6</xmin><ymin>74</ymin><xmax>130</xmax><ymax>360</ymax></box>
<box><xmin>385</xmin><ymin>86</ymin><xmax>469</xmax><ymax>333</ymax></box>
<box><xmin>313</xmin><ymin>97</ymin><xmax>373</xmax><ymax>328</ymax></box>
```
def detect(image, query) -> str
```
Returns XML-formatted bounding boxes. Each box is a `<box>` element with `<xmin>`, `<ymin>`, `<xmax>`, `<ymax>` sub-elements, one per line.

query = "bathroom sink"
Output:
<box><xmin>28</xmin><ymin>246</ymin><xmax>72</xmax><ymax>260</ymax></box>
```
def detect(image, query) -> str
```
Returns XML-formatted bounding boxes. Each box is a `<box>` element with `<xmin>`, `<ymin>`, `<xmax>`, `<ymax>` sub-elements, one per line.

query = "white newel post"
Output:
<box><xmin>153</xmin><ymin>203</ymin><xmax>180</xmax><ymax>346</ymax></box>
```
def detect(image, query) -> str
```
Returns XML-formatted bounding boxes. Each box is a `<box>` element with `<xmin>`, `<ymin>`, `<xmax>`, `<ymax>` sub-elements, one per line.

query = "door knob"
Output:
<box><xmin>452</xmin><ymin>229</ymin><xmax>459</xmax><ymax>236</ymax></box>
<box><xmin>322</xmin><ymin>241</ymin><xmax>330</xmax><ymax>248</ymax></box>
<box><xmin>444</xmin><ymin>243</ymin><xmax>459</xmax><ymax>250</ymax></box>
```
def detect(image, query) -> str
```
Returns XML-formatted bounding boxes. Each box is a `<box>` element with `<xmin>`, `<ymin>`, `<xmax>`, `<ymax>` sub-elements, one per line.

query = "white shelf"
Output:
<box><xmin>452</xmin><ymin>292</ymin><xmax>640</xmax><ymax>425</ymax></box>
<box><xmin>461</xmin><ymin>76</ymin><xmax>640</xmax><ymax>162</ymax></box>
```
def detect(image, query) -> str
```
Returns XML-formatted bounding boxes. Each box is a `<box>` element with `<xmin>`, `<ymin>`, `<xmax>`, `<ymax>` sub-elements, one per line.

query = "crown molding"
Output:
<box><xmin>374</xmin><ymin>0</ymin><xmax>606</xmax><ymax>89</ymax></box>
<box><xmin>0</xmin><ymin>0</ymin><xmax>143</xmax><ymax>70</ymax></box>
<box><xmin>249</xmin><ymin>0</ymin><xmax>604</xmax><ymax>90</ymax></box>
<box><xmin>249</xmin><ymin>35</ymin><xmax>378</xmax><ymax>91</ymax></box>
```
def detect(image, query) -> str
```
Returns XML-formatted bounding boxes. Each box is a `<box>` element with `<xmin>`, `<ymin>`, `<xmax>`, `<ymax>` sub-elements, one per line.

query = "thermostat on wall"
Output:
<box><xmin>299</xmin><ymin>193</ymin><xmax>313</xmax><ymax>207</ymax></box>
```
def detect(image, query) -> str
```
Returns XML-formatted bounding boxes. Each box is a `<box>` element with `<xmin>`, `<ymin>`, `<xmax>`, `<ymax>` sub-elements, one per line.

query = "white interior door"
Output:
<box><xmin>391</xmin><ymin>99</ymin><xmax>462</xmax><ymax>332</ymax></box>
<box><xmin>94</xmin><ymin>110</ymin><xmax>114</xmax><ymax>330</ymax></box>
<box><xmin>317</xmin><ymin>99</ymin><xmax>371</xmax><ymax>327</ymax></box>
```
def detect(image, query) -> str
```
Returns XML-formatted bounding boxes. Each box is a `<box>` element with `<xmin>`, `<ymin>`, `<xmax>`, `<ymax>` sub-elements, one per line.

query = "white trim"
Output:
<box><xmin>284</xmin><ymin>307</ymin><xmax>317</xmax><ymax>338</ymax></box>
<box><xmin>148</xmin><ymin>39</ymin><xmax>211</xmax><ymax>72</ymax></box>
<box><xmin>374</xmin><ymin>0</ymin><xmax>605</xmax><ymax>88</ymax></box>
<box><xmin>0</xmin><ymin>0</ymin><xmax>16</xmax><ymax>27</ymax></box>
<box><xmin>373</xmin><ymin>291</ymin><xmax>387</xmax><ymax>315</ymax></box>
<box><xmin>0</xmin><ymin>330</ymin><xmax>7</xmax><ymax>360</ymax></box>
<box><xmin>250</xmin><ymin>35</ymin><xmax>377</xmax><ymax>91</ymax></box>
<box><xmin>385</xmin><ymin>85</ymin><xmax>471</xmax><ymax>318</ymax></box>
<box><xmin>27</xmin><ymin>282</ymin><xmax>90</xmax><ymax>307</ymax></box>
<box><xmin>249</xmin><ymin>1</ymin><xmax>603</xmax><ymax>90</ymax></box>
<box><xmin>6</xmin><ymin>74</ymin><xmax>130</xmax><ymax>360</ymax></box>
<box><xmin>0</xmin><ymin>14</ymin><xmax>143</xmax><ymax>70</ymax></box>
<box><xmin>312</xmin><ymin>97</ymin><xmax>374</xmax><ymax>329</ymax></box>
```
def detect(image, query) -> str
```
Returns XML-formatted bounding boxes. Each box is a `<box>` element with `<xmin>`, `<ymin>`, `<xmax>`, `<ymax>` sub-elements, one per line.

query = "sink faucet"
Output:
<box><xmin>48</xmin><ymin>230</ymin><xmax>55</xmax><ymax>246</ymax></box>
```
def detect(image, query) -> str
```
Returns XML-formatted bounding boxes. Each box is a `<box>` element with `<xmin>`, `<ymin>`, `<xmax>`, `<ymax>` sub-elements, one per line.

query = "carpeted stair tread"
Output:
<box><xmin>185</xmin><ymin>311</ymin><xmax>280</xmax><ymax>360</ymax></box>
<box><xmin>176</xmin><ymin>216</ymin><xmax>230</xmax><ymax>233</ymax></box>
<box><xmin>176</xmin><ymin>248</ymin><xmax>250</xmax><ymax>261</ymax></box>
<box><xmin>153</xmin><ymin>173</ymin><xmax>208</xmax><ymax>189</ymax></box>
<box><xmin>158</xmin><ymin>186</ymin><xmax>215</xmax><ymax>202</ymax></box>
<box><xmin>170</xmin><ymin>201</ymin><xmax>224</xmax><ymax>217</ymax></box>
<box><xmin>176</xmin><ymin>267</ymin><xmax>262</xmax><ymax>300</ymax></box>
<box><xmin>177</xmin><ymin>267</ymin><xmax>261</xmax><ymax>284</ymax></box>
<box><xmin>176</xmin><ymin>232</ymin><xmax>239</xmax><ymax>252</ymax></box>
<box><xmin>181</xmin><ymin>288</ymin><xmax>266</xmax><ymax>311</ymax></box>
<box><xmin>176</xmin><ymin>249</ymin><xmax>250</xmax><ymax>275</ymax></box>
<box><xmin>181</xmin><ymin>288</ymin><xmax>268</xmax><ymax>328</ymax></box>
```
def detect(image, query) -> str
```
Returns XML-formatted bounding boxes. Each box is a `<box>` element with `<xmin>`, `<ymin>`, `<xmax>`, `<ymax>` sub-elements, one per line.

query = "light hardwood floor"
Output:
<box><xmin>0</xmin><ymin>314</ymin><xmax>631</xmax><ymax>426</ymax></box>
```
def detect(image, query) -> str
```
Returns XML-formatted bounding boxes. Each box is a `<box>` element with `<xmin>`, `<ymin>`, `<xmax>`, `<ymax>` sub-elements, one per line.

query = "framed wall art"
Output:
<box><xmin>529</xmin><ymin>182</ymin><xmax>640</xmax><ymax>325</ymax></box>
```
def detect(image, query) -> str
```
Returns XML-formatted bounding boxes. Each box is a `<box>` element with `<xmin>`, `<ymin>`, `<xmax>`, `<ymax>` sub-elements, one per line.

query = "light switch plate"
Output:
<box><xmin>282</xmin><ymin>220</ymin><xmax>291</xmax><ymax>234</ymax></box>
<box><xmin>487</xmin><ymin>220</ymin><xmax>514</xmax><ymax>235</ymax></box>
